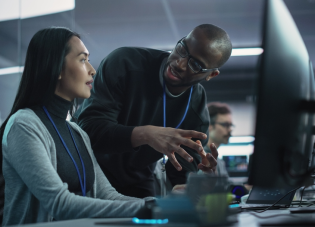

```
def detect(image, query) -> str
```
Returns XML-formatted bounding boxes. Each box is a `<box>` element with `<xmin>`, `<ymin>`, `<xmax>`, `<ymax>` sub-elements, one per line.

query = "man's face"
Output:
<box><xmin>209</xmin><ymin>114</ymin><xmax>233</xmax><ymax>145</ymax></box>
<box><xmin>163</xmin><ymin>27</ymin><xmax>221</xmax><ymax>90</ymax></box>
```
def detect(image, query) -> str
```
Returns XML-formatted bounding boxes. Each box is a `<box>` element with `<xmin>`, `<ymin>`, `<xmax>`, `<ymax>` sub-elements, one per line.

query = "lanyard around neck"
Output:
<box><xmin>42</xmin><ymin>106</ymin><xmax>86</xmax><ymax>196</ymax></box>
<box><xmin>162</xmin><ymin>80</ymin><xmax>193</xmax><ymax>165</ymax></box>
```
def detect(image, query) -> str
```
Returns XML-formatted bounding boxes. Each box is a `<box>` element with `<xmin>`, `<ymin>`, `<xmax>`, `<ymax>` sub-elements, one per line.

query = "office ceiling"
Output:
<box><xmin>0</xmin><ymin>0</ymin><xmax>314</xmax><ymax>103</ymax></box>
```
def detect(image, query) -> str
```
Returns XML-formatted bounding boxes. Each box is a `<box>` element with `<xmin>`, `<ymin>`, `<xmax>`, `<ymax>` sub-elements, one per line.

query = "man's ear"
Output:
<box><xmin>206</xmin><ymin>70</ymin><xmax>220</xmax><ymax>81</ymax></box>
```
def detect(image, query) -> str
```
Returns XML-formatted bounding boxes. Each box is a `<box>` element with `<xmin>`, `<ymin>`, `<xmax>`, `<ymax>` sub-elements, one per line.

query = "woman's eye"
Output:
<box><xmin>81</xmin><ymin>59</ymin><xmax>86</xmax><ymax>62</ymax></box>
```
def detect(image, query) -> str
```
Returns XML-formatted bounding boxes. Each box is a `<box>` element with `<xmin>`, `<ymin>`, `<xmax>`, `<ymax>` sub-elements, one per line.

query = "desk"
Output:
<box><xmin>238</xmin><ymin>209</ymin><xmax>315</xmax><ymax>226</ymax></box>
<box><xmin>10</xmin><ymin>210</ymin><xmax>315</xmax><ymax>227</ymax></box>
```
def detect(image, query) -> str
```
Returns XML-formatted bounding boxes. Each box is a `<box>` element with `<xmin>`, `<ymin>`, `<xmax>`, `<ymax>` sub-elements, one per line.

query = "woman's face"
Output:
<box><xmin>55</xmin><ymin>36</ymin><xmax>96</xmax><ymax>101</ymax></box>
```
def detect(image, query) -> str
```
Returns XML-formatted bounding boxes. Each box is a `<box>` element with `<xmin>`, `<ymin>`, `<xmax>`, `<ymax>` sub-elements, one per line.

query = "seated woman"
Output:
<box><xmin>0</xmin><ymin>27</ymin><xmax>152</xmax><ymax>226</ymax></box>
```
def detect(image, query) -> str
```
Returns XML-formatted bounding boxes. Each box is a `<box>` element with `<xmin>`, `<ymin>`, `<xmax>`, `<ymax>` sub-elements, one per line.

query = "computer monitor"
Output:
<box><xmin>222</xmin><ymin>155</ymin><xmax>248</xmax><ymax>177</ymax></box>
<box><xmin>248</xmin><ymin>0</ymin><xmax>315</xmax><ymax>188</ymax></box>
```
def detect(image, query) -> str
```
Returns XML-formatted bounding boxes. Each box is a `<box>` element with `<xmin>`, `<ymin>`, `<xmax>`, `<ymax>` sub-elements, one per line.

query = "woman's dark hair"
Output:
<box><xmin>0</xmin><ymin>26</ymin><xmax>80</xmax><ymax>147</ymax></box>
<box><xmin>0</xmin><ymin>27</ymin><xmax>80</xmax><ymax>220</ymax></box>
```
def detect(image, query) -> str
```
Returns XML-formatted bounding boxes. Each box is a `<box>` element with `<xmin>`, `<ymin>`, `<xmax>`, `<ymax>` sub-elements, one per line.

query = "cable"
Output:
<box><xmin>298</xmin><ymin>186</ymin><xmax>307</xmax><ymax>207</ymax></box>
<box><xmin>251</xmin><ymin>187</ymin><xmax>300</xmax><ymax>213</ymax></box>
<box><xmin>247</xmin><ymin>212</ymin><xmax>300</xmax><ymax>219</ymax></box>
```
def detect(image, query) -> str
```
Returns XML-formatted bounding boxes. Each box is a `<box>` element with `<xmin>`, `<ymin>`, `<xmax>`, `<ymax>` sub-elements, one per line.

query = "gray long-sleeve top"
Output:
<box><xmin>2</xmin><ymin>108</ymin><xmax>149</xmax><ymax>226</ymax></box>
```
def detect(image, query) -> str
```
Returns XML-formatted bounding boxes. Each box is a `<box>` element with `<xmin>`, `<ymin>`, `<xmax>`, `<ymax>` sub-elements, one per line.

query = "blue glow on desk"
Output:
<box><xmin>132</xmin><ymin>217</ymin><xmax>169</xmax><ymax>224</ymax></box>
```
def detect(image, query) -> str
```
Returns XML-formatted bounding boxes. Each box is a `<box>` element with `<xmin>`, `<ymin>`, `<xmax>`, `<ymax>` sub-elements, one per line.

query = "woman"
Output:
<box><xmin>0</xmin><ymin>27</ymin><xmax>152</xmax><ymax>226</ymax></box>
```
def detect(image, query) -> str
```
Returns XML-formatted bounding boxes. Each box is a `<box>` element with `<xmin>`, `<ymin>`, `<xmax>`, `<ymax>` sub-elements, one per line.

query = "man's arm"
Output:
<box><xmin>75</xmin><ymin>48</ymin><xmax>136</xmax><ymax>154</ymax></box>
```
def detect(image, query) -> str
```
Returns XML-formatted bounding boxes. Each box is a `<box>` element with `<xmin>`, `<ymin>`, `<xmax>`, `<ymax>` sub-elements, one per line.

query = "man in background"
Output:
<box><xmin>205</xmin><ymin>102</ymin><xmax>234</xmax><ymax>176</ymax></box>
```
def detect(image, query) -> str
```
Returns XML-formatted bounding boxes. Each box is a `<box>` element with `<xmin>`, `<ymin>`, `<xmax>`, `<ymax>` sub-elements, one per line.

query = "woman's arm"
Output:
<box><xmin>3</xmin><ymin>120</ymin><xmax>145</xmax><ymax>220</ymax></box>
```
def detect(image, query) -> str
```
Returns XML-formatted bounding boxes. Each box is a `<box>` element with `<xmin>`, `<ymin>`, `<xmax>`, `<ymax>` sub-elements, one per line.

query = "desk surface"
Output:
<box><xmin>10</xmin><ymin>209</ymin><xmax>315</xmax><ymax>227</ymax></box>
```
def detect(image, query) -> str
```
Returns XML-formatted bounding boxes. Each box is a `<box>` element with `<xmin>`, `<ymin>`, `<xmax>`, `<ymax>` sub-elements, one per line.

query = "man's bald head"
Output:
<box><xmin>193</xmin><ymin>24</ymin><xmax>232</xmax><ymax>68</ymax></box>
<box><xmin>163</xmin><ymin>23</ymin><xmax>232</xmax><ymax>95</ymax></box>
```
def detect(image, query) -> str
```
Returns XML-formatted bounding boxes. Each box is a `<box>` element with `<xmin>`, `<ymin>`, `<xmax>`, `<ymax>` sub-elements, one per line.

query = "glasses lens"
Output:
<box><xmin>176</xmin><ymin>43</ymin><xmax>188</xmax><ymax>57</ymax></box>
<box><xmin>188</xmin><ymin>58</ymin><xmax>201</xmax><ymax>73</ymax></box>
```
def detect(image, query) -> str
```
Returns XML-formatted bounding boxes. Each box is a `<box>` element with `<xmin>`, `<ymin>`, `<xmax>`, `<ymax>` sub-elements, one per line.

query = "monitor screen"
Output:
<box><xmin>222</xmin><ymin>155</ymin><xmax>247</xmax><ymax>172</ymax></box>
<box><xmin>248</xmin><ymin>0</ymin><xmax>315</xmax><ymax>188</ymax></box>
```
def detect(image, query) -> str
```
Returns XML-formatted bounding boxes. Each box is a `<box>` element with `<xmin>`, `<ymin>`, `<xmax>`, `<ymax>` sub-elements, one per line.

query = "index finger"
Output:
<box><xmin>209</xmin><ymin>143</ymin><xmax>218</xmax><ymax>159</ymax></box>
<box><xmin>178</xmin><ymin>129</ymin><xmax>207</xmax><ymax>140</ymax></box>
<box><xmin>195</xmin><ymin>140</ymin><xmax>206</xmax><ymax>158</ymax></box>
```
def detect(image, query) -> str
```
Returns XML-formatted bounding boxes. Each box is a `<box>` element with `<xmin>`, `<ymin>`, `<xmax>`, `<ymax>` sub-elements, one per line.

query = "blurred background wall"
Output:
<box><xmin>0</xmin><ymin>0</ymin><xmax>314</xmax><ymax>139</ymax></box>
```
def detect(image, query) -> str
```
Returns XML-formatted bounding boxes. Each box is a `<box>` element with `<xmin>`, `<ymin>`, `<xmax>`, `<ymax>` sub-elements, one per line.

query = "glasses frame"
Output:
<box><xmin>214</xmin><ymin>122</ymin><xmax>235</xmax><ymax>129</ymax></box>
<box><xmin>175</xmin><ymin>36</ymin><xmax>219</xmax><ymax>74</ymax></box>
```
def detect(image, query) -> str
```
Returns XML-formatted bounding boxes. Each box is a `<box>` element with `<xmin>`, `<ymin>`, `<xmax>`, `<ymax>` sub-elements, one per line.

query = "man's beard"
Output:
<box><xmin>223</xmin><ymin>133</ymin><xmax>232</xmax><ymax>144</ymax></box>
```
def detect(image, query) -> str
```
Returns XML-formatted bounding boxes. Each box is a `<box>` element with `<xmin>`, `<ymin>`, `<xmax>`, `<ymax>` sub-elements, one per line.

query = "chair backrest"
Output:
<box><xmin>154</xmin><ymin>158</ymin><xmax>172</xmax><ymax>197</ymax></box>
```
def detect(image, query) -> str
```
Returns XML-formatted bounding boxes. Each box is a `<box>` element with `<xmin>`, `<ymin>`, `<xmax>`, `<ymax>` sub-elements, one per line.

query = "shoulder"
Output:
<box><xmin>100</xmin><ymin>47</ymin><xmax>169</xmax><ymax>71</ymax></box>
<box><xmin>193</xmin><ymin>83</ymin><xmax>207</xmax><ymax>96</ymax></box>
<box><xmin>107</xmin><ymin>47</ymin><xmax>169</xmax><ymax>60</ymax></box>
<box><xmin>3</xmin><ymin>108</ymin><xmax>51</xmax><ymax>145</ymax></box>
<box><xmin>5</xmin><ymin>108</ymin><xmax>42</xmax><ymax>131</ymax></box>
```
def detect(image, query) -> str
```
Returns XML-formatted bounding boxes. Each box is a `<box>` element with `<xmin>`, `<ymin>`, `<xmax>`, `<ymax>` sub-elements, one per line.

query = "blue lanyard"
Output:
<box><xmin>162</xmin><ymin>80</ymin><xmax>193</xmax><ymax>165</ymax></box>
<box><xmin>43</xmin><ymin>106</ymin><xmax>86</xmax><ymax>196</ymax></box>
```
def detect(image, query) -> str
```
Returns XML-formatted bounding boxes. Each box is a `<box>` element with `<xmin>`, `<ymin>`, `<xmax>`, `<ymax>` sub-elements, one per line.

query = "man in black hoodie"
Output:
<box><xmin>74</xmin><ymin>24</ymin><xmax>232</xmax><ymax>198</ymax></box>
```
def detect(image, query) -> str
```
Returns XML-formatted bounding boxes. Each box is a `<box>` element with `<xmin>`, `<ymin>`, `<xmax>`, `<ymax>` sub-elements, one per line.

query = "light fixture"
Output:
<box><xmin>167</xmin><ymin>47</ymin><xmax>264</xmax><ymax>56</ymax></box>
<box><xmin>0</xmin><ymin>66</ymin><xmax>24</xmax><ymax>76</ymax></box>
<box><xmin>231</xmin><ymin>48</ymin><xmax>264</xmax><ymax>56</ymax></box>
<box><xmin>0</xmin><ymin>0</ymin><xmax>75</xmax><ymax>22</ymax></box>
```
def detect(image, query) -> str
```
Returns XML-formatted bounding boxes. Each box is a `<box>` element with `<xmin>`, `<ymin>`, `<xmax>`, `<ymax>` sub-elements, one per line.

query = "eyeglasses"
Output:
<box><xmin>215</xmin><ymin>122</ymin><xmax>235</xmax><ymax>129</ymax></box>
<box><xmin>175</xmin><ymin>36</ymin><xmax>218</xmax><ymax>74</ymax></box>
